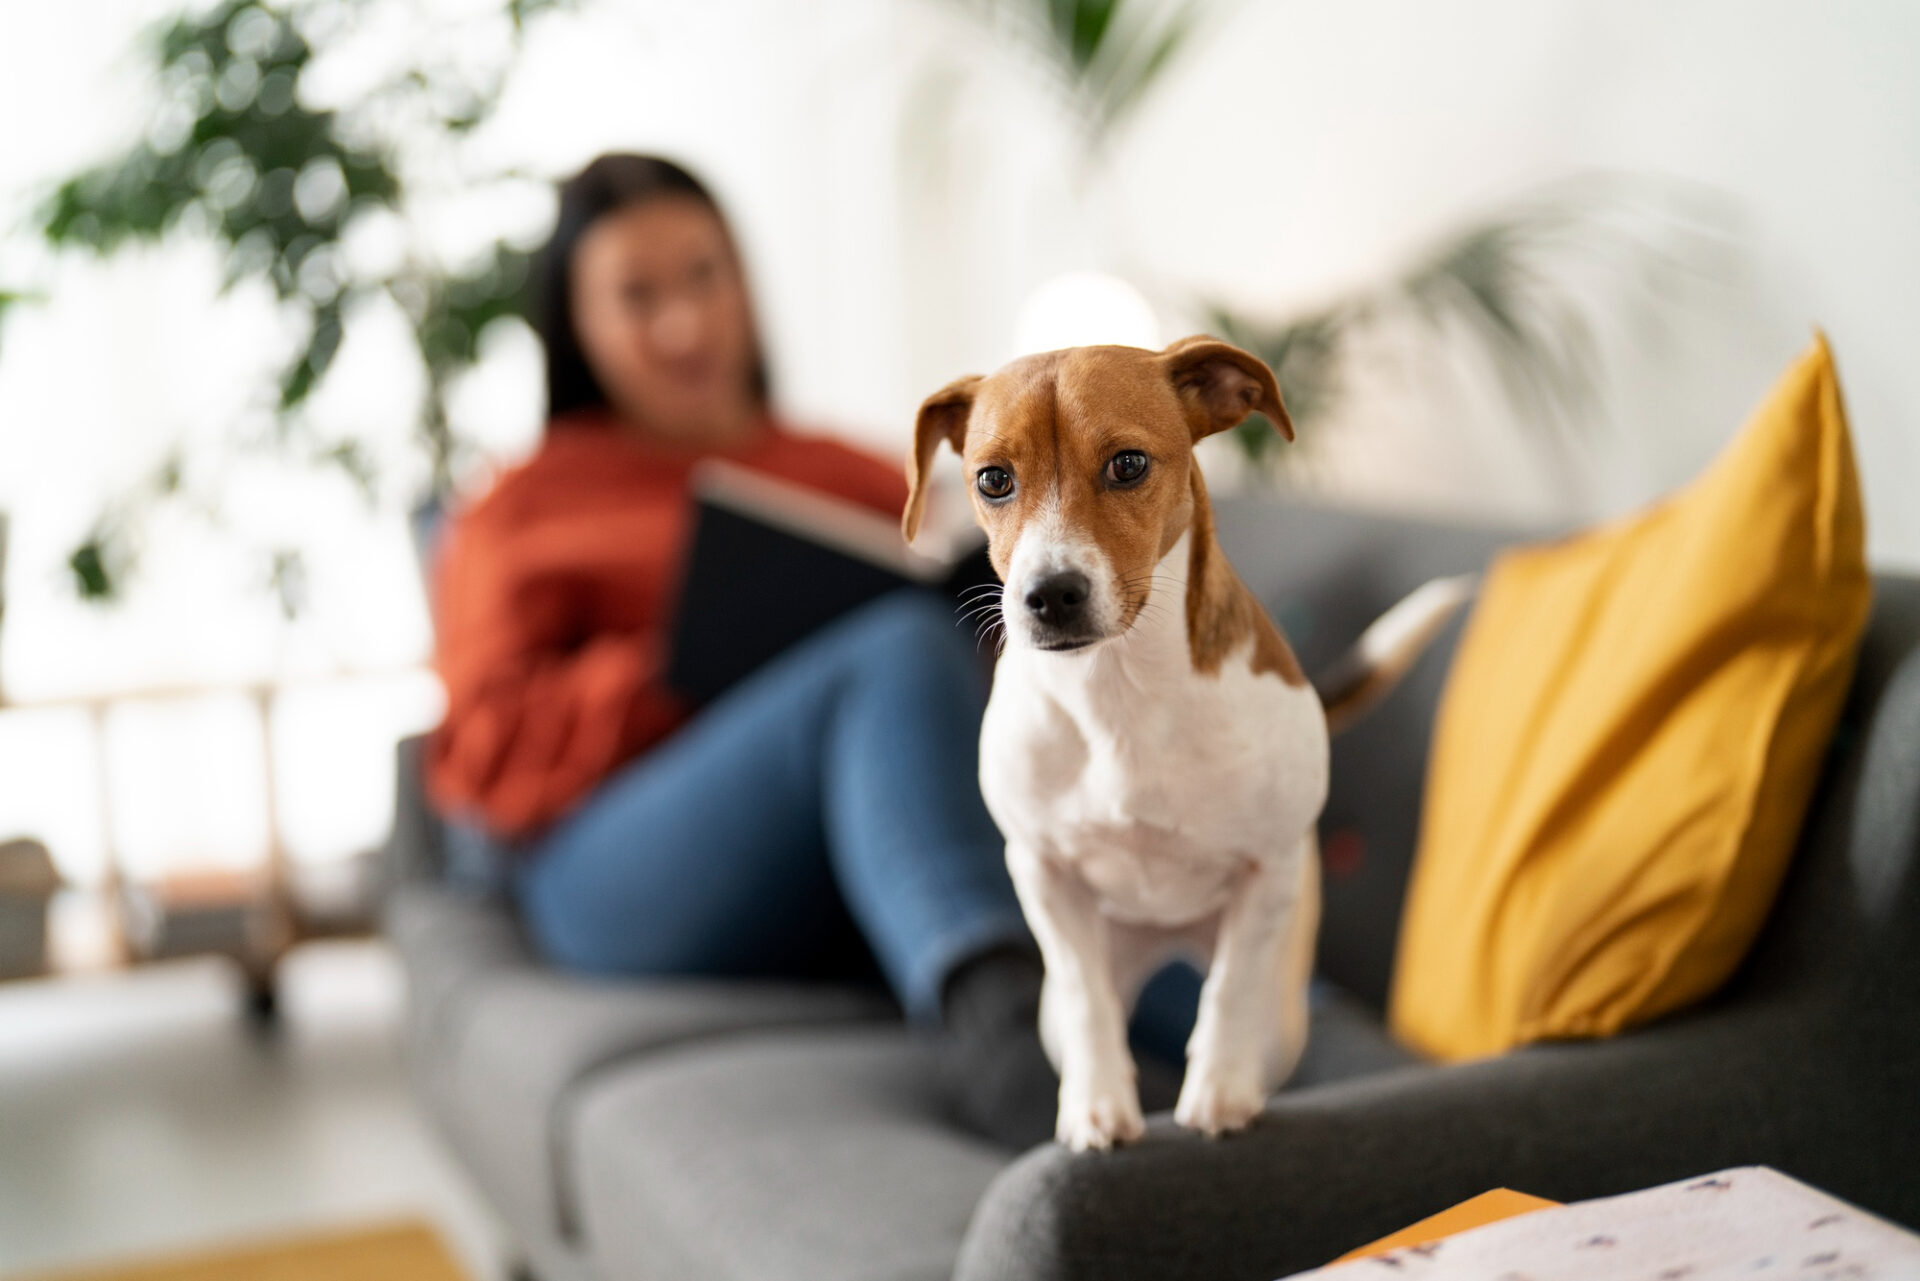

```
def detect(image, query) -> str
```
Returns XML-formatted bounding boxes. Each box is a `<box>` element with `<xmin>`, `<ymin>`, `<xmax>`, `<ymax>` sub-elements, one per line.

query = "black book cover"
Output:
<box><xmin>665</xmin><ymin>462</ymin><xmax>994</xmax><ymax>703</ymax></box>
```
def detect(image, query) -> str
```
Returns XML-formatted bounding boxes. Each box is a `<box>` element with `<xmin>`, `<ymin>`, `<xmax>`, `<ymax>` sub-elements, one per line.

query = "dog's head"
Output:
<box><xmin>904</xmin><ymin>336</ymin><xmax>1291</xmax><ymax>653</ymax></box>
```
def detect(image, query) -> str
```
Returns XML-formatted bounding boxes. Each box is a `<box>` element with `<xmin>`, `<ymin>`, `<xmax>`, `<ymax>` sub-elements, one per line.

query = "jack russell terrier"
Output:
<box><xmin>903</xmin><ymin>336</ymin><xmax>1468</xmax><ymax>1151</ymax></box>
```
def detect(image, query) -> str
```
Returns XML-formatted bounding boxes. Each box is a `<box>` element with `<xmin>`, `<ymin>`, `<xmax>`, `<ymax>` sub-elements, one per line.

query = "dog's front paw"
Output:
<box><xmin>1174</xmin><ymin>1061</ymin><xmax>1267</xmax><ymax>1137</ymax></box>
<box><xmin>1056</xmin><ymin>1075</ymin><xmax>1145</xmax><ymax>1151</ymax></box>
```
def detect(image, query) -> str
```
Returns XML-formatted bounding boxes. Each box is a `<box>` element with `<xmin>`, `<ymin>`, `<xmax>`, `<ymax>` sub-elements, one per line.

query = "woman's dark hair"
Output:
<box><xmin>535</xmin><ymin>153</ymin><xmax>768</xmax><ymax>421</ymax></box>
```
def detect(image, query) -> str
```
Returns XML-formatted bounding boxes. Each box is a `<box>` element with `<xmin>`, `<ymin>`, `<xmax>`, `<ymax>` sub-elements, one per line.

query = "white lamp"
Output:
<box><xmin>1011</xmin><ymin>271</ymin><xmax>1161</xmax><ymax>357</ymax></box>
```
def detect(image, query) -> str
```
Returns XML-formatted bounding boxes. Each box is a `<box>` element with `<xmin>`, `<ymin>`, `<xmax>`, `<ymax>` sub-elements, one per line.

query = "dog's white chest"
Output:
<box><xmin>981</xmin><ymin>630</ymin><xmax>1328</xmax><ymax>926</ymax></box>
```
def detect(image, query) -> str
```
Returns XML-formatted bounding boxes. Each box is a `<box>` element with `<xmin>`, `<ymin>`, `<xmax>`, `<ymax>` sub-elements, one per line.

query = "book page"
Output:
<box><xmin>1290</xmin><ymin>1168</ymin><xmax>1920</xmax><ymax>1281</ymax></box>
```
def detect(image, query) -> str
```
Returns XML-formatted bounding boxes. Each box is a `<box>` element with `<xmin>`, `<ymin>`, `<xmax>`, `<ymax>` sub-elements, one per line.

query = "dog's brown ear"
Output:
<box><xmin>1161</xmin><ymin>335</ymin><xmax>1293</xmax><ymax>443</ymax></box>
<box><xmin>904</xmin><ymin>374</ymin><xmax>981</xmax><ymax>542</ymax></box>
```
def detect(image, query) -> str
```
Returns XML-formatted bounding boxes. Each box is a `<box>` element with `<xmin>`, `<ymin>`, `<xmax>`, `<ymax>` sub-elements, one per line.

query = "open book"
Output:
<box><xmin>1293</xmin><ymin>1167</ymin><xmax>1920</xmax><ymax>1280</ymax></box>
<box><xmin>664</xmin><ymin>460</ymin><xmax>994</xmax><ymax>703</ymax></box>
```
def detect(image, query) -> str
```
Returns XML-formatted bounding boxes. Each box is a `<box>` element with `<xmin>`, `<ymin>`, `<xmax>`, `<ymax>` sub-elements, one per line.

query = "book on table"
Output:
<box><xmin>664</xmin><ymin>460</ymin><xmax>996</xmax><ymax>704</ymax></box>
<box><xmin>1295</xmin><ymin>1167</ymin><xmax>1920</xmax><ymax>1279</ymax></box>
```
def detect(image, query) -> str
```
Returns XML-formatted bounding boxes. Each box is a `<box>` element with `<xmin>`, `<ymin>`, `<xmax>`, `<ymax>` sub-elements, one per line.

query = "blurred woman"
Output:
<box><xmin>426</xmin><ymin>154</ymin><xmax>1062</xmax><ymax>1147</ymax></box>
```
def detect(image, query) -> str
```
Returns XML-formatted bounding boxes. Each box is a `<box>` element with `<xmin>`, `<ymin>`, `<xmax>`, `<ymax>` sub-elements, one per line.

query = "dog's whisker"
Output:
<box><xmin>973</xmin><ymin>615</ymin><xmax>1007</xmax><ymax>655</ymax></box>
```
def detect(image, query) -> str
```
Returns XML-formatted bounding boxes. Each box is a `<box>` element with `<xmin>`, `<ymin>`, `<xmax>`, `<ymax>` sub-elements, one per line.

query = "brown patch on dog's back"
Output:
<box><xmin>1184</xmin><ymin>467</ymin><xmax>1306</xmax><ymax>686</ymax></box>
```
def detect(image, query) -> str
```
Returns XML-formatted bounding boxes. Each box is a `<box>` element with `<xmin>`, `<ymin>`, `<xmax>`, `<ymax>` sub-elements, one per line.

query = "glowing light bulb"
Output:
<box><xmin>1012</xmin><ymin>272</ymin><xmax>1161</xmax><ymax>356</ymax></box>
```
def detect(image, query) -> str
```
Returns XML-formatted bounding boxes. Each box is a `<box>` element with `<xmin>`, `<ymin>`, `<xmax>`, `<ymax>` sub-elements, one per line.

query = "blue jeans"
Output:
<box><xmin>513</xmin><ymin>590</ymin><xmax>1204</xmax><ymax>1048</ymax></box>
<box><xmin>515</xmin><ymin>592</ymin><xmax>1027</xmax><ymax>1021</ymax></box>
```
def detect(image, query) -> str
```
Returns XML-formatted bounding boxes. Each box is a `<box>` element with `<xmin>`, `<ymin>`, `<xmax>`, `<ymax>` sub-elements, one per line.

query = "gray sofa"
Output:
<box><xmin>385</xmin><ymin>496</ymin><xmax>1920</xmax><ymax>1281</ymax></box>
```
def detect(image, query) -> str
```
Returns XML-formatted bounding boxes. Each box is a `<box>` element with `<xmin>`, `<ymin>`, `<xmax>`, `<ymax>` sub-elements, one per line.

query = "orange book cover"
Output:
<box><xmin>1336</xmin><ymin>1189</ymin><xmax>1559</xmax><ymax>1262</ymax></box>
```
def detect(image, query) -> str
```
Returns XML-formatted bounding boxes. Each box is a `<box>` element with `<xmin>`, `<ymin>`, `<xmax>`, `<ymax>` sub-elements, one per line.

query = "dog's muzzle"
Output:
<box><xmin>1021</xmin><ymin>570</ymin><xmax>1101</xmax><ymax>651</ymax></box>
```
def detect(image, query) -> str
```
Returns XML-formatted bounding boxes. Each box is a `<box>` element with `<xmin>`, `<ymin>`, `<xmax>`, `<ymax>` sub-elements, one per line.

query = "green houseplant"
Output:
<box><xmin>15</xmin><ymin>0</ymin><xmax>568</xmax><ymax>607</ymax></box>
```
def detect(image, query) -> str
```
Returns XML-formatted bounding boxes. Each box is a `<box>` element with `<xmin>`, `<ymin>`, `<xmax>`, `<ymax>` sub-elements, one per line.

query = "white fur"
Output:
<box><xmin>980</xmin><ymin>530</ymin><xmax>1329</xmax><ymax>1150</ymax></box>
<box><xmin>1001</xmin><ymin>495</ymin><xmax>1124</xmax><ymax>647</ymax></box>
<box><xmin>1352</xmin><ymin>573</ymin><xmax>1477</xmax><ymax>668</ymax></box>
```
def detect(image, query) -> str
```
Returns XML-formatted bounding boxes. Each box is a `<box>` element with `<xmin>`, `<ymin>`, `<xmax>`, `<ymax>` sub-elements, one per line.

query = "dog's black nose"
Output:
<box><xmin>1024</xmin><ymin>571</ymin><xmax>1090</xmax><ymax>626</ymax></box>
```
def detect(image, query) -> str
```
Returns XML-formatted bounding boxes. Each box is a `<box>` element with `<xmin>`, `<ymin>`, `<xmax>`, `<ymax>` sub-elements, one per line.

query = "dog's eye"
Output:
<box><xmin>1105</xmin><ymin>451</ymin><xmax>1149</xmax><ymax>486</ymax></box>
<box><xmin>976</xmin><ymin>467</ymin><xmax>1015</xmax><ymax>500</ymax></box>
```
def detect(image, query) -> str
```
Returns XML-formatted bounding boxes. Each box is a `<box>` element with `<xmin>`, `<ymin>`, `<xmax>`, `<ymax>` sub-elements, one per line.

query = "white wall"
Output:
<box><xmin>1112</xmin><ymin>0</ymin><xmax>1920</xmax><ymax>557</ymax></box>
<box><xmin>479</xmin><ymin>0</ymin><xmax>1920</xmax><ymax>561</ymax></box>
<box><xmin>1</xmin><ymin>0</ymin><xmax>1916</xmax><ymax>879</ymax></box>
<box><xmin>8</xmin><ymin>0</ymin><xmax>1917</xmax><ymax>688</ymax></box>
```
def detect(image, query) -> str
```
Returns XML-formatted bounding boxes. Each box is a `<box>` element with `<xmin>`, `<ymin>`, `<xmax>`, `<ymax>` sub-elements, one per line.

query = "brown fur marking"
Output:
<box><xmin>906</xmin><ymin>339</ymin><xmax>1303</xmax><ymax>681</ymax></box>
<box><xmin>1184</xmin><ymin>467</ymin><xmax>1307</xmax><ymax>686</ymax></box>
<box><xmin>960</xmin><ymin>348</ymin><xmax>1193</xmax><ymax>610</ymax></box>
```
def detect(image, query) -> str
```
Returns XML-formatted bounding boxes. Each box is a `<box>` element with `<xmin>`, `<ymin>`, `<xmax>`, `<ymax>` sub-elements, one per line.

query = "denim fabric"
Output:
<box><xmin>513</xmin><ymin>591</ymin><xmax>1034</xmax><ymax>1022</ymax></box>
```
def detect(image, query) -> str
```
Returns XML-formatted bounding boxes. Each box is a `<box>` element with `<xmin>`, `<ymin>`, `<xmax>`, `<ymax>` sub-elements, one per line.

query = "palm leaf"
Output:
<box><xmin>951</xmin><ymin>0</ymin><xmax>1210</xmax><ymax>139</ymax></box>
<box><xmin>1206</xmin><ymin>305</ymin><xmax>1346</xmax><ymax>462</ymax></box>
<box><xmin>1207</xmin><ymin>196</ymin><xmax>1628</xmax><ymax>470</ymax></box>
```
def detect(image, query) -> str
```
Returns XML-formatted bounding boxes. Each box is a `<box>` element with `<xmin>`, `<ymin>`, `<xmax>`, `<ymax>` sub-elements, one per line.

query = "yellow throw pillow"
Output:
<box><xmin>1389</xmin><ymin>335</ymin><xmax>1870</xmax><ymax>1061</ymax></box>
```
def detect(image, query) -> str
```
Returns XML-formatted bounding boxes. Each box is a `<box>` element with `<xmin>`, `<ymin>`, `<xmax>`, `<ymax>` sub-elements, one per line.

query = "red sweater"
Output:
<box><xmin>427</xmin><ymin>412</ymin><xmax>909</xmax><ymax>838</ymax></box>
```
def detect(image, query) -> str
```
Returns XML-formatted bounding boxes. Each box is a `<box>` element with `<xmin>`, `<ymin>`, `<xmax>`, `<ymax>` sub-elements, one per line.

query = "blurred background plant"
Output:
<box><xmin>19</xmin><ymin>0</ymin><xmax>1692</xmax><ymax>610</ymax></box>
<box><xmin>0</xmin><ymin>288</ymin><xmax>28</xmax><ymax>343</ymax></box>
<box><xmin>945</xmin><ymin>0</ymin><xmax>1691</xmax><ymax>484</ymax></box>
<box><xmin>14</xmin><ymin>0</ymin><xmax>571</xmax><ymax>608</ymax></box>
<box><xmin>1209</xmin><ymin>199</ymin><xmax>1607</xmax><ymax>469</ymax></box>
<box><xmin>951</xmin><ymin>0</ymin><xmax>1208</xmax><ymax>145</ymax></box>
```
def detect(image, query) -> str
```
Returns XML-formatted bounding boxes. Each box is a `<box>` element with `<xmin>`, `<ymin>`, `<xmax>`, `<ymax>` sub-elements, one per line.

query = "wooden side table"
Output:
<box><xmin>0</xmin><ymin>671</ymin><xmax>414</xmax><ymax>1023</ymax></box>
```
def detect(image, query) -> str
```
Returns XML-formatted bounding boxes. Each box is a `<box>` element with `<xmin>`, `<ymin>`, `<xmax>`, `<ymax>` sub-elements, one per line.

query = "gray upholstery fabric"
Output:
<box><xmin>559</xmin><ymin>987</ymin><xmax>1417</xmax><ymax>1281</ymax></box>
<box><xmin>1290</xmin><ymin>984</ymin><xmax>1424</xmax><ymax>1088</ymax></box>
<box><xmin>958</xmin><ymin>1003</ymin><xmax>1800</xmax><ymax>1281</ymax></box>
<box><xmin>953</xmin><ymin>576</ymin><xmax>1920</xmax><ymax>1281</ymax></box>
<box><xmin>1738</xmin><ymin>578</ymin><xmax>1920</xmax><ymax>997</ymax></box>
<box><xmin>1313</xmin><ymin>607</ymin><xmax>1471</xmax><ymax>1010</ymax></box>
<box><xmin>385</xmin><ymin>882</ymin><xmax>534</xmax><ymax>1073</ymax></box>
<box><xmin>385</xmin><ymin>498</ymin><xmax>1920</xmax><ymax>1281</ymax></box>
<box><xmin>389</xmin><ymin>882</ymin><xmax>894</xmax><ymax>1244</ymax></box>
<box><xmin>1214</xmin><ymin>496</ymin><xmax>1529</xmax><ymax>1008</ymax></box>
<box><xmin>569</xmin><ymin>1027</ymin><xmax>1008</xmax><ymax>1281</ymax></box>
<box><xmin>440</xmin><ymin>969</ymin><xmax>894</xmax><ymax>1243</ymax></box>
<box><xmin>383</xmin><ymin>735</ymin><xmax>448</xmax><ymax>888</ymax></box>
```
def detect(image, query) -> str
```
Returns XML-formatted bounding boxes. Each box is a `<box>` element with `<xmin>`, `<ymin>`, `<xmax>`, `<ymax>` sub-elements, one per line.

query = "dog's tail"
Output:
<box><xmin>1313</xmin><ymin>574</ymin><xmax>1479</xmax><ymax>736</ymax></box>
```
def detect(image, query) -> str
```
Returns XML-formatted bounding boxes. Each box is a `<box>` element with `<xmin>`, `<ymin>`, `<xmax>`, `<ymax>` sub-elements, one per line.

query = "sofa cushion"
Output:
<box><xmin>1392</xmin><ymin>337</ymin><xmax>1871</xmax><ymax>1061</ymax></box>
<box><xmin>1291</xmin><ymin>983</ymin><xmax>1424</xmax><ymax>1087</ymax></box>
<box><xmin>564</xmin><ymin>987</ymin><xmax>1419</xmax><ymax>1281</ymax></box>
<box><xmin>1214</xmin><ymin>495</ymin><xmax>1524</xmax><ymax>1010</ymax></box>
<box><xmin>390</xmin><ymin>883</ymin><xmax>895</xmax><ymax>1242</ymax></box>
<box><xmin>385</xmin><ymin>882</ymin><xmax>535</xmax><ymax>1071</ymax></box>
<box><xmin>446</xmin><ymin>969</ymin><xmax>894</xmax><ymax>1241</ymax></box>
<box><xmin>569</xmin><ymin>1026</ymin><xmax>1007</xmax><ymax>1281</ymax></box>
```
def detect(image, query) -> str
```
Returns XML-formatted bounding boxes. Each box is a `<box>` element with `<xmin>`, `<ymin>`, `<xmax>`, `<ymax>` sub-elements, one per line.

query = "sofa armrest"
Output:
<box><xmin>957</xmin><ymin>578</ymin><xmax>1920</xmax><ymax>1281</ymax></box>
<box><xmin>383</xmin><ymin>733</ymin><xmax>447</xmax><ymax>889</ymax></box>
<box><xmin>956</xmin><ymin>995</ymin><xmax>1906</xmax><ymax>1281</ymax></box>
